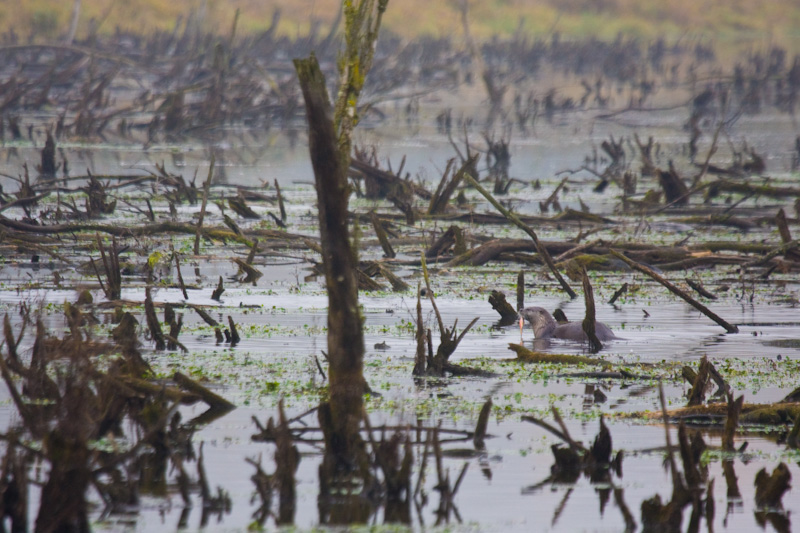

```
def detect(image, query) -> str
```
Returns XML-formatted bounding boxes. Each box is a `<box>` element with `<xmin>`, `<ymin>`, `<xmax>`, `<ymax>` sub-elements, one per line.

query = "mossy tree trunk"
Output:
<box><xmin>295</xmin><ymin>55</ymin><xmax>366</xmax><ymax>462</ymax></box>
<box><xmin>292</xmin><ymin>0</ymin><xmax>388</xmax><ymax>469</ymax></box>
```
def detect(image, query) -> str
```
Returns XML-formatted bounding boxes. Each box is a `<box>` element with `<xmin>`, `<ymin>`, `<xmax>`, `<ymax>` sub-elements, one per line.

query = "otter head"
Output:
<box><xmin>518</xmin><ymin>307</ymin><xmax>557</xmax><ymax>339</ymax></box>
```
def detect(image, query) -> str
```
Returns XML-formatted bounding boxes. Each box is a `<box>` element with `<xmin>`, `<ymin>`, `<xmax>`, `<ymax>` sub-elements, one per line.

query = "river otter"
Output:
<box><xmin>518</xmin><ymin>306</ymin><xmax>619</xmax><ymax>342</ymax></box>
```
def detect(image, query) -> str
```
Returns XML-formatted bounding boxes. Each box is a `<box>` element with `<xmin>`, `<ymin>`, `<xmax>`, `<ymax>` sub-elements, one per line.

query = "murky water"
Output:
<box><xmin>1</xmin><ymin>105</ymin><xmax>799</xmax><ymax>531</ymax></box>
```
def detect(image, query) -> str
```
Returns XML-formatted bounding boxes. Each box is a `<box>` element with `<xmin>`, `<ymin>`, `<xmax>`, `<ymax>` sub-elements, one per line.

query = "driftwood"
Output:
<box><xmin>350</xmin><ymin>157</ymin><xmax>432</xmax><ymax>200</ymax></box>
<box><xmin>640</xmin><ymin>402</ymin><xmax>800</xmax><ymax>426</ymax></box>
<box><xmin>362</xmin><ymin>261</ymin><xmax>409</xmax><ymax>292</ymax></box>
<box><xmin>228</xmin><ymin>193</ymin><xmax>260</xmax><ymax>219</ymax></box>
<box><xmin>144</xmin><ymin>288</ymin><xmax>165</xmax><ymax>351</ymax></box>
<box><xmin>687</xmin><ymin>356</ymin><xmax>711</xmax><ymax>407</ymax></box>
<box><xmin>421</xmin><ymin>255</ymin><xmax>480</xmax><ymax>376</ymax></box>
<box><xmin>211</xmin><ymin>276</ymin><xmax>225</xmax><ymax>301</ymax></box>
<box><xmin>274</xmin><ymin>179</ymin><xmax>287</xmax><ymax>222</ymax></box>
<box><xmin>93</xmin><ymin>234</ymin><xmax>122</xmax><ymax>301</ymax></box>
<box><xmin>711</xmin><ymin>179</ymin><xmax>800</xmax><ymax>199</ymax></box>
<box><xmin>684</xmin><ymin>278</ymin><xmax>716</xmax><ymax>299</ymax></box>
<box><xmin>233</xmin><ymin>258</ymin><xmax>263</xmax><ymax>284</ymax></box>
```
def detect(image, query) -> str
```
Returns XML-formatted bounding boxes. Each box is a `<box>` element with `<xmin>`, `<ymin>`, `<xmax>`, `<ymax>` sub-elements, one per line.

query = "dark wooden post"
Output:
<box><xmin>294</xmin><ymin>54</ymin><xmax>366</xmax><ymax>462</ymax></box>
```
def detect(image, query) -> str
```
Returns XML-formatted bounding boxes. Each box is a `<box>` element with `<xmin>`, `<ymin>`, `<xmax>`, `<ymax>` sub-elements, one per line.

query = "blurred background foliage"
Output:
<box><xmin>4</xmin><ymin>0</ymin><xmax>800</xmax><ymax>56</ymax></box>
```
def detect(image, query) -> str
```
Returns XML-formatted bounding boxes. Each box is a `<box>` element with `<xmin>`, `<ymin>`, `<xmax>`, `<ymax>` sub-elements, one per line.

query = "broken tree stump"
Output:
<box><xmin>488</xmin><ymin>290</ymin><xmax>518</xmax><ymax>326</ymax></box>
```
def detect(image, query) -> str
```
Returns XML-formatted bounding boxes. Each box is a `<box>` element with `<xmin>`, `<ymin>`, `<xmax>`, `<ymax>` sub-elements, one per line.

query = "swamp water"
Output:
<box><xmin>1</xmin><ymin>107</ymin><xmax>800</xmax><ymax>532</ymax></box>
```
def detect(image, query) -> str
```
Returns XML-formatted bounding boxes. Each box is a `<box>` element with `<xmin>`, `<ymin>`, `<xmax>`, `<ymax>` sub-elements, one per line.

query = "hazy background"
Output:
<box><xmin>7</xmin><ymin>0</ymin><xmax>800</xmax><ymax>55</ymax></box>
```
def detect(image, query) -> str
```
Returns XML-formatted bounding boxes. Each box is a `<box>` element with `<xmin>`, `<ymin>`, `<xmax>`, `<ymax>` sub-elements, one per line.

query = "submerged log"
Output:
<box><xmin>508</xmin><ymin>343</ymin><xmax>606</xmax><ymax>366</ymax></box>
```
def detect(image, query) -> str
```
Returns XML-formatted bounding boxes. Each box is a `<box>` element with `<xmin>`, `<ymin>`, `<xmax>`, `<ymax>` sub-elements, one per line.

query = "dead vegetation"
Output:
<box><xmin>2</xmin><ymin>4</ymin><xmax>800</xmax><ymax>532</ymax></box>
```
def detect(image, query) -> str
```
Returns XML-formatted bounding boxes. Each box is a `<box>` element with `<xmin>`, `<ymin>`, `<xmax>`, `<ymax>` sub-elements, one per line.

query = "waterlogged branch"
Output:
<box><xmin>461</xmin><ymin>172</ymin><xmax>576</xmax><ymax>298</ymax></box>
<box><xmin>609</xmin><ymin>249</ymin><xmax>738</xmax><ymax>333</ymax></box>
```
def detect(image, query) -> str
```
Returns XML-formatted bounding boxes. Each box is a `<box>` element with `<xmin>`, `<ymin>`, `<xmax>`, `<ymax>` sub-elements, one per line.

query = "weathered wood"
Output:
<box><xmin>516</xmin><ymin>270</ymin><xmax>525</xmax><ymax>311</ymax></box>
<box><xmin>608</xmin><ymin>282</ymin><xmax>628</xmax><ymax>305</ymax></box>
<box><xmin>228</xmin><ymin>193</ymin><xmax>260</xmax><ymax>219</ymax></box>
<box><xmin>609</xmin><ymin>249</ymin><xmax>739</xmax><ymax>333</ymax></box>
<box><xmin>94</xmin><ymin>234</ymin><xmax>121</xmax><ymax>301</ymax></box>
<box><xmin>194</xmin><ymin>157</ymin><xmax>214</xmax><ymax>255</ymax></box>
<box><xmin>412</xmin><ymin>285</ymin><xmax>426</xmax><ymax>376</ymax></box>
<box><xmin>713</xmin><ymin>179</ymin><xmax>800</xmax><ymax>199</ymax></box>
<box><xmin>461</xmin><ymin>172</ymin><xmax>576</xmax><ymax>298</ymax></box>
<box><xmin>657</xmin><ymin>161</ymin><xmax>690</xmax><ymax>206</ymax></box>
<box><xmin>581</xmin><ymin>269</ymin><xmax>602</xmax><ymax>353</ymax></box>
<box><xmin>274</xmin><ymin>179</ymin><xmax>286</xmax><ymax>222</ymax></box>
<box><xmin>722</xmin><ymin>392</ymin><xmax>744</xmax><ymax>452</ymax></box>
<box><xmin>370</xmin><ymin>211</ymin><xmax>395</xmax><ymax>258</ymax></box>
<box><xmin>508</xmin><ymin>343</ymin><xmax>606</xmax><ymax>366</ymax></box>
<box><xmin>684</xmin><ymin>278</ymin><xmax>716</xmax><ymax>300</ymax></box>
<box><xmin>364</xmin><ymin>261</ymin><xmax>409</xmax><ymax>292</ymax></box>
<box><xmin>421</xmin><ymin>254</ymin><xmax>480</xmax><ymax>375</ymax></box>
<box><xmin>687</xmin><ymin>356</ymin><xmax>710</xmax><ymax>407</ymax></box>
<box><xmin>295</xmin><ymin>53</ymin><xmax>367</xmax><ymax>463</ymax></box>
<box><xmin>488</xmin><ymin>290</ymin><xmax>518</xmax><ymax>325</ymax></box>
<box><xmin>227</xmin><ymin>316</ymin><xmax>241</xmax><ymax>346</ymax></box>
<box><xmin>173</xmin><ymin>247</ymin><xmax>189</xmax><ymax>299</ymax></box>
<box><xmin>775</xmin><ymin>207</ymin><xmax>800</xmax><ymax>261</ymax></box>
<box><xmin>144</xmin><ymin>287</ymin><xmax>165</xmax><ymax>351</ymax></box>
<box><xmin>174</xmin><ymin>371</ymin><xmax>236</xmax><ymax>411</ymax></box>
<box><xmin>350</xmin><ymin>157</ymin><xmax>431</xmax><ymax>200</ymax></box>
<box><xmin>428</xmin><ymin>156</ymin><xmax>477</xmax><ymax>214</ymax></box>
<box><xmin>233</xmin><ymin>258</ymin><xmax>263</xmax><ymax>284</ymax></box>
<box><xmin>211</xmin><ymin>276</ymin><xmax>225</xmax><ymax>301</ymax></box>
<box><xmin>425</xmin><ymin>225</ymin><xmax>459</xmax><ymax>258</ymax></box>
<box><xmin>427</xmin><ymin>158</ymin><xmax>457</xmax><ymax>214</ymax></box>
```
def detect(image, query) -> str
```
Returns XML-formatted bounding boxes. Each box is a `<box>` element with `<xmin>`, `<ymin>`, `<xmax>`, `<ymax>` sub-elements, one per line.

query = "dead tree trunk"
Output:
<box><xmin>294</xmin><ymin>54</ymin><xmax>366</xmax><ymax>464</ymax></box>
